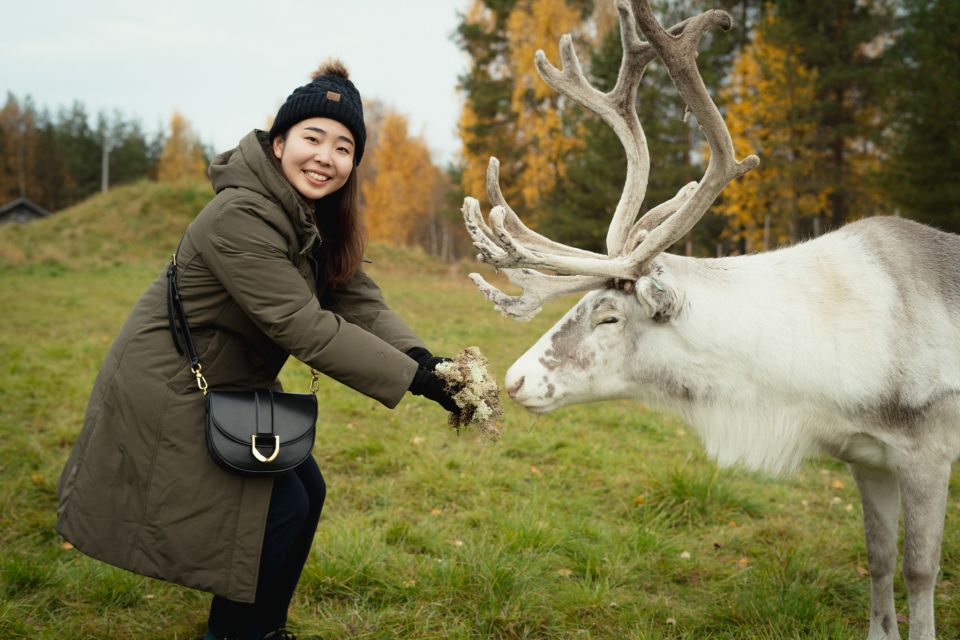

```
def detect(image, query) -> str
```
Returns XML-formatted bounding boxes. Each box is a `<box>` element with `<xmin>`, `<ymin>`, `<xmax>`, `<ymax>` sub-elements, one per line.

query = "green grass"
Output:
<box><xmin>1</xmin><ymin>182</ymin><xmax>958</xmax><ymax>638</ymax></box>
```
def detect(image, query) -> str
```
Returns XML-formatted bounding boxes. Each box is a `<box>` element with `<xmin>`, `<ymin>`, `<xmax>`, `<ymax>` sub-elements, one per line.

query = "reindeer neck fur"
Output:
<box><xmin>641</xmin><ymin>217</ymin><xmax>960</xmax><ymax>475</ymax></box>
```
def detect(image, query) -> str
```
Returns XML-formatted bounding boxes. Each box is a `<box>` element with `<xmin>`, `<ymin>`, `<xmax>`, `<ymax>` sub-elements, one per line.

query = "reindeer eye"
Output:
<box><xmin>598</xmin><ymin>317</ymin><xmax>619</xmax><ymax>326</ymax></box>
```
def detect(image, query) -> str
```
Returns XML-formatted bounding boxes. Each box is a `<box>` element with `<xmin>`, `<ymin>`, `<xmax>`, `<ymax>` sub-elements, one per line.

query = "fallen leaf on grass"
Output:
<box><xmin>736</xmin><ymin>556</ymin><xmax>750</xmax><ymax>568</ymax></box>
<box><xmin>634</xmin><ymin>495</ymin><xmax>646</xmax><ymax>506</ymax></box>
<box><xmin>679</xmin><ymin>551</ymin><xmax>691</xmax><ymax>560</ymax></box>
<box><xmin>61</xmin><ymin>542</ymin><xmax>74</xmax><ymax>550</ymax></box>
<box><xmin>556</xmin><ymin>568</ymin><xmax>573</xmax><ymax>577</ymax></box>
<box><xmin>857</xmin><ymin>565</ymin><xmax>869</xmax><ymax>578</ymax></box>
<box><xmin>530</xmin><ymin>465</ymin><xmax>541</xmax><ymax>475</ymax></box>
<box><xmin>831</xmin><ymin>479</ymin><xmax>846</xmax><ymax>490</ymax></box>
<box><xmin>665</xmin><ymin>618</ymin><xmax>677</xmax><ymax>626</ymax></box>
<box><xmin>430</xmin><ymin>508</ymin><xmax>443</xmax><ymax>516</ymax></box>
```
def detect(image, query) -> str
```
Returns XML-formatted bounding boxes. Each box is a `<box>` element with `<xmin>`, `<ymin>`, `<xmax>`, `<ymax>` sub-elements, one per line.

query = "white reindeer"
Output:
<box><xmin>460</xmin><ymin>2</ymin><xmax>959</xmax><ymax>639</ymax></box>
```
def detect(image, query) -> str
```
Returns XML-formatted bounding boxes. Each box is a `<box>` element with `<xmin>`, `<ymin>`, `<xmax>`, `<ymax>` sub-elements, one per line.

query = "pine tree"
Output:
<box><xmin>108</xmin><ymin>117</ymin><xmax>157</xmax><ymax>188</ymax></box>
<box><xmin>882</xmin><ymin>0</ymin><xmax>960</xmax><ymax>230</ymax></box>
<box><xmin>32</xmin><ymin>108</ymin><xmax>71</xmax><ymax>211</ymax></box>
<box><xmin>57</xmin><ymin>102</ymin><xmax>102</xmax><ymax>205</ymax></box>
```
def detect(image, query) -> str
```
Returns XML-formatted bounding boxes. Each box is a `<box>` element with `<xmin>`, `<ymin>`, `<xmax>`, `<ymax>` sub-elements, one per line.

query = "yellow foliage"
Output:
<box><xmin>157</xmin><ymin>111</ymin><xmax>207</xmax><ymax>183</ymax></box>
<box><xmin>717</xmin><ymin>12</ymin><xmax>823</xmax><ymax>249</ymax></box>
<box><xmin>466</xmin><ymin>0</ymin><xmax>495</xmax><ymax>31</ymax></box>
<box><xmin>362</xmin><ymin>112</ymin><xmax>441</xmax><ymax>246</ymax></box>
<box><xmin>505</xmin><ymin>0</ymin><xmax>585</xmax><ymax>214</ymax></box>
<box><xmin>459</xmin><ymin>0</ymin><xmax>589</xmax><ymax>222</ymax></box>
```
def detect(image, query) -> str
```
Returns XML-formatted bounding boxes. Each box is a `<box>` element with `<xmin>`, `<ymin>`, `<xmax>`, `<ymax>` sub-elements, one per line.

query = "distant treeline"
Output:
<box><xmin>0</xmin><ymin>94</ymin><xmax>211</xmax><ymax>213</ymax></box>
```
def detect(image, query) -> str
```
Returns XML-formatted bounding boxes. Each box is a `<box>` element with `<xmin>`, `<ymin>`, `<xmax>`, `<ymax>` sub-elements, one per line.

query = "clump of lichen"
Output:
<box><xmin>435</xmin><ymin>347</ymin><xmax>503</xmax><ymax>441</ymax></box>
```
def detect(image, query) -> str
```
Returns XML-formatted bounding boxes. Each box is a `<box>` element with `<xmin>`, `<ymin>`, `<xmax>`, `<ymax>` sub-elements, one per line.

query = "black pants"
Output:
<box><xmin>208</xmin><ymin>457</ymin><xmax>326</xmax><ymax>637</ymax></box>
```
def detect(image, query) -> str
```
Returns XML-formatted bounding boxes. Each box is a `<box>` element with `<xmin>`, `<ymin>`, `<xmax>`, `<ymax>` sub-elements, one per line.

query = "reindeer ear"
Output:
<box><xmin>636</xmin><ymin>276</ymin><xmax>679</xmax><ymax>323</ymax></box>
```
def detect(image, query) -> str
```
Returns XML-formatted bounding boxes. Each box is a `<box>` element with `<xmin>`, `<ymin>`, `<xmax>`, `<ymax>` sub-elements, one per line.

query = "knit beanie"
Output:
<box><xmin>269</xmin><ymin>59</ymin><xmax>366</xmax><ymax>165</ymax></box>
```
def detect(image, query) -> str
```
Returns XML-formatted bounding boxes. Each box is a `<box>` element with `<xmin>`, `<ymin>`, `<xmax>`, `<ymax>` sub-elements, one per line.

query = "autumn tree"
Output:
<box><xmin>504</xmin><ymin>0</ymin><xmax>588</xmax><ymax>217</ymax></box>
<box><xmin>361</xmin><ymin>112</ymin><xmax>443</xmax><ymax>247</ymax></box>
<box><xmin>715</xmin><ymin>12</ymin><xmax>825</xmax><ymax>250</ymax></box>
<box><xmin>157</xmin><ymin>111</ymin><xmax>208</xmax><ymax>183</ymax></box>
<box><xmin>356</xmin><ymin>98</ymin><xmax>388</xmax><ymax>216</ymax></box>
<box><xmin>457</xmin><ymin>0</ymin><xmax>594</xmax><ymax>226</ymax></box>
<box><xmin>0</xmin><ymin>94</ymin><xmax>39</xmax><ymax>203</ymax></box>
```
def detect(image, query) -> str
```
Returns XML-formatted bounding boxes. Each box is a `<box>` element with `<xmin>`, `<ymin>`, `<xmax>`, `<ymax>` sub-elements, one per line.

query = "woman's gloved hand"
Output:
<box><xmin>406</xmin><ymin>347</ymin><xmax>451</xmax><ymax>372</ymax></box>
<box><xmin>408</xmin><ymin>366</ymin><xmax>459</xmax><ymax>413</ymax></box>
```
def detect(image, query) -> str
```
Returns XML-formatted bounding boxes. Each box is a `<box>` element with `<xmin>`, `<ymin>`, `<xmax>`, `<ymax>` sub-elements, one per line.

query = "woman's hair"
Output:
<box><xmin>314</xmin><ymin>168</ymin><xmax>367</xmax><ymax>286</ymax></box>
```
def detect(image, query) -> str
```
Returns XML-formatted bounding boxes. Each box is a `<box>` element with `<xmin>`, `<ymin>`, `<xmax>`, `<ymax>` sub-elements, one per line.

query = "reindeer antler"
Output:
<box><xmin>463</xmin><ymin>0</ymin><xmax>758</xmax><ymax>320</ymax></box>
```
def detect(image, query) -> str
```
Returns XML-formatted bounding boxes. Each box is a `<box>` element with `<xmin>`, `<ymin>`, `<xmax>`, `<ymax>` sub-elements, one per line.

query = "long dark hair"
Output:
<box><xmin>315</xmin><ymin>168</ymin><xmax>367</xmax><ymax>286</ymax></box>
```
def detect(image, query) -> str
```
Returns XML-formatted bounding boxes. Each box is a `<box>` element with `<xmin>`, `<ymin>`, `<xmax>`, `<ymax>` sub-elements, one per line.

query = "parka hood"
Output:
<box><xmin>208</xmin><ymin>130</ymin><xmax>320</xmax><ymax>255</ymax></box>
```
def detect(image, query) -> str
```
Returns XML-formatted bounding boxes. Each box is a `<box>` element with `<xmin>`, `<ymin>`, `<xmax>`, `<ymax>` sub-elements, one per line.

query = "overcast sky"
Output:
<box><xmin>2</xmin><ymin>0</ymin><xmax>470</xmax><ymax>163</ymax></box>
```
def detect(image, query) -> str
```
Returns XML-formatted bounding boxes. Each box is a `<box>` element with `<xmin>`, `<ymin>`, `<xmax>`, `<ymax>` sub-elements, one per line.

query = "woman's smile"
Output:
<box><xmin>304</xmin><ymin>169</ymin><xmax>332</xmax><ymax>185</ymax></box>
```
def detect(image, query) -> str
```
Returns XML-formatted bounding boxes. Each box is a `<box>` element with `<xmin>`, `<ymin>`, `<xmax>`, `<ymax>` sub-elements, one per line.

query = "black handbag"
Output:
<box><xmin>166</xmin><ymin>252</ymin><xmax>318</xmax><ymax>476</ymax></box>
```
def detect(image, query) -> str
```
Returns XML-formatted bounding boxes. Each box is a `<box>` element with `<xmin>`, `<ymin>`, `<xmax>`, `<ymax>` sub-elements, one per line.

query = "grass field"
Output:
<box><xmin>1</xmin><ymin>182</ymin><xmax>957</xmax><ymax>639</ymax></box>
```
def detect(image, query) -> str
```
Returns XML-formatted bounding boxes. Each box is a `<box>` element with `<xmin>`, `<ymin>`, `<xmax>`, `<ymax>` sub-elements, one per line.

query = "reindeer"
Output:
<box><xmin>460</xmin><ymin>1</ymin><xmax>959</xmax><ymax>639</ymax></box>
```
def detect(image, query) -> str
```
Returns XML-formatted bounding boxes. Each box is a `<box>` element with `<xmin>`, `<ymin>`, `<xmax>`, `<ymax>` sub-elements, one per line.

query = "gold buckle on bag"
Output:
<box><xmin>251</xmin><ymin>435</ymin><xmax>281</xmax><ymax>463</ymax></box>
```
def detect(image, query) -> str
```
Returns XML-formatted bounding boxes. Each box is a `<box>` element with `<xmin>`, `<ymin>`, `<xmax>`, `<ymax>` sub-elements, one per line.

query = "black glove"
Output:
<box><xmin>406</xmin><ymin>347</ymin><xmax>451</xmax><ymax>372</ymax></box>
<box><xmin>408</xmin><ymin>366</ymin><xmax>459</xmax><ymax>413</ymax></box>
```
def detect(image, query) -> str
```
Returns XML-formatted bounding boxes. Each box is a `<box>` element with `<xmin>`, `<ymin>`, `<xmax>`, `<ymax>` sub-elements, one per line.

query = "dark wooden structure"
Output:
<box><xmin>0</xmin><ymin>197</ymin><xmax>50</xmax><ymax>224</ymax></box>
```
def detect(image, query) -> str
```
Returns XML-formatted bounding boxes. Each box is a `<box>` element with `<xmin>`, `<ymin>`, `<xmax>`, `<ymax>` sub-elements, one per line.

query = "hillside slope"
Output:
<box><xmin>0</xmin><ymin>180</ymin><xmax>211</xmax><ymax>268</ymax></box>
<box><xmin>0</xmin><ymin>179</ymin><xmax>466</xmax><ymax>278</ymax></box>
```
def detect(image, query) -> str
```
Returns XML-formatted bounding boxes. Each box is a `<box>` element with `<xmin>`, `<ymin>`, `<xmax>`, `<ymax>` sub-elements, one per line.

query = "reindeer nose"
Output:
<box><xmin>506</xmin><ymin>376</ymin><xmax>525</xmax><ymax>399</ymax></box>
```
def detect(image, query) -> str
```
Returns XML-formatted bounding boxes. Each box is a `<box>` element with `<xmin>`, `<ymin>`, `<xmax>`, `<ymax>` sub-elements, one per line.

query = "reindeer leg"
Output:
<box><xmin>851</xmin><ymin>463</ymin><xmax>902</xmax><ymax>640</ymax></box>
<box><xmin>897</xmin><ymin>458</ymin><xmax>950</xmax><ymax>640</ymax></box>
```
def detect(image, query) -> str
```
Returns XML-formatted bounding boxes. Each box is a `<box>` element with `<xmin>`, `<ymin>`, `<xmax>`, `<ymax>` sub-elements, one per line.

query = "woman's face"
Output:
<box><xmin>272</xmin><ymin>117</ymin><xmax>355</xmax><ymax>203</ymax></box>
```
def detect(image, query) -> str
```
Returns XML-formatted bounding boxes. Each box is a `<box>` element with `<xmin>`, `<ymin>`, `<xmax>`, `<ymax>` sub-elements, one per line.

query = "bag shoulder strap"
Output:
<box><xmin>166</xmin><ymin>246</ymin><xmax>209</xmax><ymax>395</ymax></box>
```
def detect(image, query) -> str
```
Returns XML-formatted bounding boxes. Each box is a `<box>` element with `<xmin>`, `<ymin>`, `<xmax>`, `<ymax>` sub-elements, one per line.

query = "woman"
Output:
<box><xmin>56</xmin><ymin>60</ymin><xmax>458</xmax><ymax>640</ymax></box>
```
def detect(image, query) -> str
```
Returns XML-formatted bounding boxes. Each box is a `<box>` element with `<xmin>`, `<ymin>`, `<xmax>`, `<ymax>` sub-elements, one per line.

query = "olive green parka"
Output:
<box><xmin>56</xmin><ymin>130</ymin><xmax>422</xmax><ymax>603</ymax></box>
